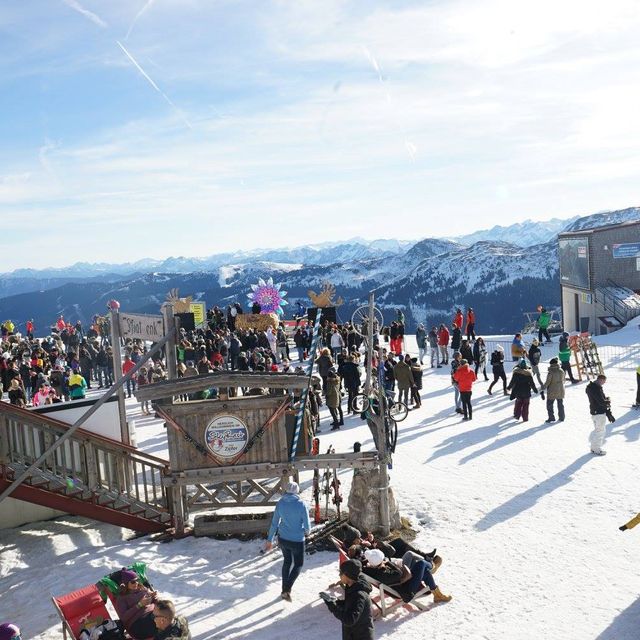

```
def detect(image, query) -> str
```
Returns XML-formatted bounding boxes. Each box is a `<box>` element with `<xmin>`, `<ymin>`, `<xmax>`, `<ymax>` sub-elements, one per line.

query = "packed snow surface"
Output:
<box><xmin>2</xmin><ymin>336</ymin><xmax>640</xmax><ymax>639</ymax></box>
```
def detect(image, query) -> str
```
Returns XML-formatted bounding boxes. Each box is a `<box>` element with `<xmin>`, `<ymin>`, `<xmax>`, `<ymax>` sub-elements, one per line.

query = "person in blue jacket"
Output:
<box><xmin>264</xmin><ymin>481</ymin><xmax>310</xmax><ymax>601</ymax></box>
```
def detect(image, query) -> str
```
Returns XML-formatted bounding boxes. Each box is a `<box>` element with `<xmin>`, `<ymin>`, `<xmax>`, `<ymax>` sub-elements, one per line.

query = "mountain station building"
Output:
<box><xmin>558</xmin><ymin>220</ymin><xmax>640</xmax><ymax>335</ymax></box>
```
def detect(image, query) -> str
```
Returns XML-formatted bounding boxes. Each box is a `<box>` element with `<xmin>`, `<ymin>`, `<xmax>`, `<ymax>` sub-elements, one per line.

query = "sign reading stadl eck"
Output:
<box><xmin>119</xmin><ymin>312</ymin><xmax>165</xmax><ymax>341</ymax></box>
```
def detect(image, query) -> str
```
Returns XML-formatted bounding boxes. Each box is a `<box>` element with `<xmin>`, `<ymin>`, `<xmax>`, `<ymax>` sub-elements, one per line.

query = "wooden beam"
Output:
<box><xmin>134</xmin><ymin>371</ymin><xmax>310</xmax><ymax>401</ymax></box>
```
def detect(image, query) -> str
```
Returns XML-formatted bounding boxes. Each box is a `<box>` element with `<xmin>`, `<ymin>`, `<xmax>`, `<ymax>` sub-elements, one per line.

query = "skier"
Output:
<box><xmin>472</xmin><ymin>337</ymin><xmax>488</xmax><ymax>381</ymax></box>
<box><xmin>543</xmin><ymin>358</ymin><xmax>565</xmax><ymax>423</ymax></box>
<box><xmin>465</xmin><ymin>307</ymin><xmax>476</xmax><ymax>341</ymax></box>
<box><xmin>453</xmin><ymin>359</ymin><xmax>476</xmax><ymax>420</ymax></box>
<box><xmin>488</xmin><ymin>345</ymin><xmax>507</xmax><ymax>396</ymax></box>
<box><xmin>537</xmin><ymin>306</ymin><xmax>552</xmax><ymax>344</ymax></box>
<box><xmin>321</xmin><ymin>559</ymin><xmax>374</xmax><ymax>640</ymax></box>
<box><xmin>507</xmin><ymin>360</ymin><xmax>538</xmax><ymax>422</ymax></box>
<box><xmin>586</xmin><ymin>374</ymin><xmax>614</xmax><ymax>456</ymax></box>
<box><xmin>415</xmin><ymin>324</ymin><xmax>427</xmax><ymax>365</ymax></box>
<box><xmin>427</xmin><ymin>326</ymin><xmax>439</xmax><ymax>368</ymax></box>
<box><xmin>264</xmin><ymin>482</ymin><xmax>311</xmax><ymax>601</ymax></box>
<box><xmin>437</xmin><ymin>324</ymin><xmax>449</xmax><ymax>366</ymax></box>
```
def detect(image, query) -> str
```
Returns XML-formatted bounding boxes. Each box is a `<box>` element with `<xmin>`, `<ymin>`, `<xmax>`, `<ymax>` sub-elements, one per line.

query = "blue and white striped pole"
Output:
<box><xmin>290</xmin><ymin>309</ymin><xmax>323</xmax><ymax>460</ymax></box>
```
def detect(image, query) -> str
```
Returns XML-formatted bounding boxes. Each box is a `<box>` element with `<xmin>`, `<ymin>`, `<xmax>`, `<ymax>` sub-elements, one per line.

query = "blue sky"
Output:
<box><xmin>2</xmin><ymin>0</ymin><xmax>640</xmax><ymax>269</ymax></box>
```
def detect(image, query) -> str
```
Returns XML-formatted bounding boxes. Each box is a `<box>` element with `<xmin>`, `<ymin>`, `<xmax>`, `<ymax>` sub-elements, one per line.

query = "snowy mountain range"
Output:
<box><xmin>1</xmin><ymin>207</ymin><xmax>639</xmax><ymax>333</ymax></box>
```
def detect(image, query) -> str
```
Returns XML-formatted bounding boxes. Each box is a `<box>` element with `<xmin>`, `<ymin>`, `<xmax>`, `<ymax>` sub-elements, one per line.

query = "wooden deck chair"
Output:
<box><xmin>52</xmin><ymin>584</ymin><xmax>113</xmax><ymax>640</ymax></box>
<box><xmin>328</xmin><ymin>534</ymin><xmax>431</xmax><ymax>617</ymax></box>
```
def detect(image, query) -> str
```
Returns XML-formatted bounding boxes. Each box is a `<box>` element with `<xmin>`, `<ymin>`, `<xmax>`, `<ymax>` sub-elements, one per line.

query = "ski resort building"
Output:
<box><xmin>558</xmin><ymin>220</ymin><xmax>640</xmax><ymax>335</ymax></box>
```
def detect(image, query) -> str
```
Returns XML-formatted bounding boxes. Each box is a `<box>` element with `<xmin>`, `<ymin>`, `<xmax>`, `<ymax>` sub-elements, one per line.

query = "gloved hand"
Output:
<box><xmin>606</xmin><ymin>410</ymin><xmax>616</xmax><ymax>423</ymax></box>
<box><xmin>541</xmin><ymin>391</ymin><xmax>545</xmax><ymax>400</ymax></box>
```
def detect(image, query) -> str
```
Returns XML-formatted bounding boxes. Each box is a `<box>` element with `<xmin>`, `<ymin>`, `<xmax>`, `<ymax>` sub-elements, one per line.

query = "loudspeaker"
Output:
<box><xmin>307</xmin><ymin>306</ymin><xmax>336</xmax><ymax>324</ymax></box>
<box><xmin>175</xmin><ymin>312</ymin><xmax>195</xmax><ymax>331</ymax></box>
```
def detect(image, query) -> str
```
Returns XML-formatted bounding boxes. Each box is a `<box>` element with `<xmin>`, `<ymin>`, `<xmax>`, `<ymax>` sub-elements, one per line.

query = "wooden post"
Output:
<box><xmin>161</xmin><ymin>302</ymin><xmax>178</xmax><ymax>381</ymax></box>
<box><xmin>110</xmin><ymin>307</ymin><xmax>131</xmax><ymax>445</ymax></box>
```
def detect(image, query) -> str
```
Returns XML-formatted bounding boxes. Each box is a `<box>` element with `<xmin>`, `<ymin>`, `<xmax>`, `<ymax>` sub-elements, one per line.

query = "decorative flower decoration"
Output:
<box><xmin>247</xmin><ymin>277</ymin><xmax>288</xmax><ymax>315</ymax></box>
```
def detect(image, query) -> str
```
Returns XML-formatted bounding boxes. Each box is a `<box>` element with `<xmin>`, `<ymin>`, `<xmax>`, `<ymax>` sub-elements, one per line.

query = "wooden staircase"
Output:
<box><xmin>0</xmin><ymin>403</ymin><xmax>172</xmax><ymax>534</ymax></box>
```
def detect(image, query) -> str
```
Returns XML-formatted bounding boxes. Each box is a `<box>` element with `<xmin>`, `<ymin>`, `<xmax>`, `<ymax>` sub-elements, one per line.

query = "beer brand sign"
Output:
<box><xmin>204</xmin><ymin>415</ymin><xmax>249</xmax><ymax>460</ymax></box>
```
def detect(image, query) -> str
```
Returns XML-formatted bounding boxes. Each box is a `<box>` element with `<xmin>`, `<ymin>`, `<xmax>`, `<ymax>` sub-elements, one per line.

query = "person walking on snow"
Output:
<box><xmin>453</xmin><ymin>359</ymin><xmax>476</xmax><ymax>420</ymax></box>
<box><xmin>437</xmin><ymin>324</ymin><xmax>449</xmax><ymax>366</ymax></box>
<box><xmin>586</xmin><ymin>374</ymin><xmax>614</xmax><ymax>456</ymax></box>
<box><xmin>537</xmin><ymin>306</ymin><xmax>552</xmax><ymax>344</ymax></box>
<box><xmin>488</xmin><ymin>345</ymin><xmax>507</xmax><ymax>395</ymax></box>
<box><xmin>265</xmin><ymin>481</ymin><xmax>311</xmax><ymax>601</ymax></box>
<box><xmin>528</xmin><ymin>339</ymin><xmax>544</xmax><ymax>386</ymax></box>
<box><xmin>428</xmin><ymin>326</ymin><xmax>439</xmax><ymax>368</ymax></box>
<box><xmin>465</xmin><ymin>308</ymin><xmax>476</xmax><ymax>341</ymax></box>
<box><xmin>473</xmin><ymin>337</ymin><xmax>488</xmax><ymax>380</ymax></box>
<box><xmin>415</xmin><ymin>324</ymin><xmax>427</xmax><ymax>365</ymax></box>
<box><xmin>543</xmin><ymin>358</ymin><xmax>565</xmax><ymax>422</ymax></box>
<box><xmin>558</xmin><ymin>334</ymin><xmax>577</xmax><ymax>383</ymax></box>
<box><xmin>507</xmin><ymin>360</ymin><xmax>538</xmax><ymax>422</ymax></box>
<box><xmin>450</xmin><ymin>352</ymin><xmax>463</xmax><ymax>414</ymax></box>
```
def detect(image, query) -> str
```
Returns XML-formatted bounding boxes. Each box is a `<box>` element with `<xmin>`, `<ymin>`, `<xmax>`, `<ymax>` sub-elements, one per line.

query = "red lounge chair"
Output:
<box><xmin>52</xmin><ymin>584</ymin><xmax>112</xmax><ymax>640</ymax></box>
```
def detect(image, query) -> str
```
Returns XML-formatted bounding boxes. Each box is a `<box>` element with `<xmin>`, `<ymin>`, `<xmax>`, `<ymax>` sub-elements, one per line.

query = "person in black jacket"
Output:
<box><xmin>322</xmin><ymin>560</ymin><xmax>374</xmax><ymax>640</ymax></box>
<box><xmin>507</xmin><ymin>360</ymin><xmax>538</xmax><ymax>422</ymax></box>
<box><xmin>341</xmin><ymin>355</ymin><xmax>361</xmax><ymax>414</ymax></box>
<box><xmin>527</xmin><ymin>339</ymin><xmax>543</xmax><ymax>386</ymax></box>
<box><xmin>586</xmin><ymin>375</ymin><xmax>612</xmax><ymax>456</ymax></box>
<box><xmin>450</xmin><ymin>324</ymin><xmax>462</xmax><ymax>354</ymax></box>
<box><xmin>487</xmin><ymin>345</ymin><xmax>507</xmax><ymax>395</ymax></box>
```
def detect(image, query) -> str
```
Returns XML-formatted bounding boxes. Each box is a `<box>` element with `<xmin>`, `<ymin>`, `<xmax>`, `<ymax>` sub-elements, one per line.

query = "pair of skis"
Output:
<box><xmin>311</xmin><ymin>438</ymin><xmax>342</xmax><ymax>524</ymax></box>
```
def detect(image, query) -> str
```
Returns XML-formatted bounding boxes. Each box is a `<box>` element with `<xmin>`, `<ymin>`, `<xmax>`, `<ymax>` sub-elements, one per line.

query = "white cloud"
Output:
<box><xmin>61</xmin><ymin>0</ymin><xmax>108</xmax><ymax>29</ymax></box>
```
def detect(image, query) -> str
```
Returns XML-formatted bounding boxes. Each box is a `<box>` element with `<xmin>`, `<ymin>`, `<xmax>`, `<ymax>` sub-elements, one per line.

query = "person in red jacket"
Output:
<box><xmin>453</xmin><ymin>359</ymin><xmax>477</xmax><ymax>420</ymax></box>
<box><xmin>437</xmin><ymin>324</ymin><xmax>450</xmax><ymax>366</ymax></box>
<box><xmin>452</xmin><ymin>309</ymin><xmax>463</xmax><ymax>331</ymax></box>
<box><xmin>122</xmin><ymin>354</ymin><xmax>137</xmax><ymax>398</ymax></box>
<box><xmin>465</xmin><ymin>308</ymin><xmax>476</xmax><ymax>341</ymax></box>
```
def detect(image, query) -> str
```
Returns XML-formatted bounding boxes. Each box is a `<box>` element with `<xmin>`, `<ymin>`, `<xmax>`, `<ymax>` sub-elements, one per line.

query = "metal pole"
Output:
<box><xmin>0</xmin><ymin>330</ymin><xmax>175</xmax><ymax>506</ymax></box>
<box><xmin>110</xmin><ymin>307</ymin><xmax>130</xmax><ymax>445</ymax></box>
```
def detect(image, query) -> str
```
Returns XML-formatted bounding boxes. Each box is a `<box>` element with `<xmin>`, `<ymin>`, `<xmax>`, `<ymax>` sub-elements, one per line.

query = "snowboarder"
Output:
<box><xmin>264</xmin><ymin>482</ymin><xmax>311</xmax><ymax>601</ymax></box>
<box><xmin>488</xmin><ymin>345</ymin><xmax>507</xmax><ymax>396</ymax></box>
<box><xmin>586</xmin><ymin>374</ymin><xmax>614</xmax><ymax>456</ymax></box>
<box><xmin>543</xmin><ymin>358</ymin><xmax>565</xmax><ymax>422</ymax></box>
<box><xmin>537</xmin><ymin>306</ymin><xmax>552</xmax><ymax>344</ymax></box>
<box><xmin>507</xmin><ymin>360</ymin><xmax>538</xmax><ymax>422</ymax></box>
<box><xmin>321</xmin><ymin>559</ymin><xmax>374</xmax><ymax>640</ymax></box>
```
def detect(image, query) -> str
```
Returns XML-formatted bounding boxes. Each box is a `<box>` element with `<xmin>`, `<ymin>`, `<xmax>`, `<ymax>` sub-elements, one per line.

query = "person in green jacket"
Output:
<box><xmin>68</xmin><ymin>371</ymin><xmax>87</xmax><ymax>400</ymax></box>
<box><xmin>558</xmin><ymin>344</ymin><xmax>577</xmax><ymax>383</ymax></box>
<box><xmin>537</xmin><ymin>306</ymin><xmax>552</xmax><ymax>344</ymax></box>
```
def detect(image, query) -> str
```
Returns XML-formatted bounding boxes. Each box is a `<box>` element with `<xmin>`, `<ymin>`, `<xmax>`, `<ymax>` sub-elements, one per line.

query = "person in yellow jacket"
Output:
<box><xmin>620</xmin><ymin>512</ymin><xmax>640</xmax><ymax>531</ymax></box>
<box><xmin>68</xmin><ymin>371</ymin><xmax>87</xmax><ymax>400</ymax></box>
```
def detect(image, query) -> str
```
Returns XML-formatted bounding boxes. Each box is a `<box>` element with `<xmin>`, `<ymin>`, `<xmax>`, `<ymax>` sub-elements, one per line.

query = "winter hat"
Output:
<box><xmin>342</xmin><ymin>525</ymin><xmax>361</xmax><ymax>548</ymax></box>
<box><xmin>0</xmin><ymin>624</ymin><xmax>20</xmax><ymax>640</ymax></box>
<box><xmin>285</xmin><ymin>481</ymin><xmax>300</xmax><ymax>494</ymax></box>
<box><xmin>518</xmin><ymin>359</ymin><xmax>528</xmax><ymax>369</ymax></box>
<box><xmin>119</xmin><ymin>568</ymin><xmax>138</xmax><ymax>584</ymax></box>
<box><xmin>460</xmin><ymin>359</ymin><xmax>468</xmax><ymax>366</ymax></box>
<box><xmin>550</xmin><ymin>358</ymin><xmax>559</xmax><ymax>365</ymax></box>
<box><xmin>364</xmin><ymin>548</ymin><xmax>385</xmax><ymax>567</ymax></box>
<box><xmin>496</xmin><ymin>345</ymin><xmax>504</xmax><ymax>352</ymax></box>
<box><xmin>340</xmin><ymin>559</ymin><xmax>362</xmax><ymax>581</ymax></box>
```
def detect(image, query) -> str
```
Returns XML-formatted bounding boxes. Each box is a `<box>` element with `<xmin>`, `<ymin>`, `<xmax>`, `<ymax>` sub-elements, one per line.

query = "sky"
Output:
<box><xmin>2</xmin><ymin>0</ymin><xmax>640</xmax><ymax>269</ymax></box>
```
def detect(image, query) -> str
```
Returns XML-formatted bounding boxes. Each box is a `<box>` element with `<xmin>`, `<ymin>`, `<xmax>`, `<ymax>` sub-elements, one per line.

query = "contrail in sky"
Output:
<box><xmin>62</xmin><ymin>0</ymin><xmax>108</xmax><ymax>28</ymax></box>
<box><xmin>125</xmin><ymin>0</ymin><xmax>156</xmax><ymax>40</ymax></box>
<box><xmin>116</xmin><ymin>40</ymin><xmax>193</xmax><ymax>130</ymax></box>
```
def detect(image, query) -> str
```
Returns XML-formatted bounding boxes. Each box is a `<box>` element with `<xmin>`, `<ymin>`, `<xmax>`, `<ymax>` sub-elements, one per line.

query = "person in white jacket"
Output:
<box><xmin>330</xmin><ymin>328</ymin><xmax>345</xmax><ymax>359</ymax></box>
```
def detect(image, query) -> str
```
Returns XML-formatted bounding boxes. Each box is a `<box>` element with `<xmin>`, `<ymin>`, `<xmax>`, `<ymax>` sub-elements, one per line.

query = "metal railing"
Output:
<box><xmin>595</xmin><ymin>286</ymin><xmax>640</xmax><ymax>325</ymax></box>
<box><xmin>0</xmin><ymin>403</ymin><xmax>169</xmax><ymax>509</ymax></box>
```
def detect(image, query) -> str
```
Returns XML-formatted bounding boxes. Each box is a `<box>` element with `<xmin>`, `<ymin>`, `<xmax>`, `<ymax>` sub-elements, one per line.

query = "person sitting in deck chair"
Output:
<box><xmin>350</xmin><ymin>547</ymin><xmax>452</xmax><ymax>604</ymax></box>
<box><xmin>114</xmin><ymin>569</ymin><xmax>159</xmax><ymax>639</ymax></box>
